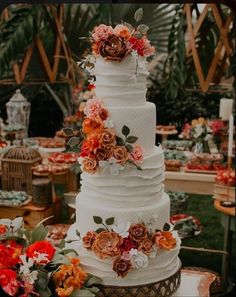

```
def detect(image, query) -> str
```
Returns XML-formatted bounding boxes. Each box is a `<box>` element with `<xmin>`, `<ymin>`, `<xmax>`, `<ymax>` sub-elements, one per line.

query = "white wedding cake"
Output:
<box><xmin>67</xmin><ymin>18</ymin><xmax>181</xmax><ymax>296</ymax></box>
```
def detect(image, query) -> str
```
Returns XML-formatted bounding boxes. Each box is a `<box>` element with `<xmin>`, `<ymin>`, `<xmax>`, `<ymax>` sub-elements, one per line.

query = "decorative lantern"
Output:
<box><xmin>6</xmin><ymin>89</ymin><xmax>31</xmax><ymax>137</ymax></box>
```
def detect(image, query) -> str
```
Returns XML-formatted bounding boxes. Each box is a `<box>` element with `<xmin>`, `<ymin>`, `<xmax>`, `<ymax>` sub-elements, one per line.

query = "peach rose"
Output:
<box><xmin>92</xmin><ymin>231</ymin><xmax>123</xmax><ymax>259</ymax></box>
<box><xmin>129</xmin><ymin>223</ymin><xmax>148</xmax><ymax>243</ymax></box>
<box><xmin>113</xmin><ymin>257</ymin><xmax>132</xmax><ymax>277</ymax></box>
<box><xmin>154</xmin><ymin>231</ymin><xmax>176</xmax><ymax>251</ymax></box>
<box><xmin>138</xmin><ymin>237</ymin><xmax>154</xmax><ymax>255</ymax></box>
<box><xmin>130</xmin><ymin>145</ymin><xmax>144</xmax><ymax>164</ymax></box>
<box><xmin>82</xmin><ymin>117</ymin><xmax>104</xmax><ymax>135</ymax></box>
<box><xmin>84</xmin><ymin>98</ymin><xmax>103</xmax><ymax>118</ymax></box>
<box><xmin>114</xmin><ymin>24</ymin><xmax>131</xmax><ymax>39</ymax></box>
<box><xmin>82</xmin><ymin>157</ymin><xmax>97</xmax><ymax>174</ymax></box>
<box><xmin>98</xmin><ymin>129</ymin><xmax>116</xmax><ymax>149</ymax></box>
<box><xmin>83</xmin><ymin>231</ymin><xmax>97</xmax><ymax>250</ymax></box>
<box><xmin>112</xmin><ymin>146</ymin><xmax>129</xmax><ymax>165</ymax></box>
<box><xmin>92</xmin><ymin>24</ymin><xmax>113</xmax><ymax>42</ymax></box>
<box><xmin>142</xmin><ymin>36</ymin><xmax>155</xmax><ymax>57</ymax></box>
<box><xmin>80</xmin><ymin>135</ymin><xmax>100</xmax><ymax>158</ymax></box>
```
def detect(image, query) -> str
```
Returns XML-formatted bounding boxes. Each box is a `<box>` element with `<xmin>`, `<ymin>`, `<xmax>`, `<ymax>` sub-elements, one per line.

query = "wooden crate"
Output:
<box><xmin>1</xmin><ymin>146</ymin><xmax>42</xmax><ymax>195</ymax></box>
<box><xmin>0</xmin><ymin>200</ymin><xmax>61</xmax><ymax>229</ymax></box>
<box><xmin>213</xmin><ymin>184</ymin><xmax>235</xmax><ymax>203</ymax></box>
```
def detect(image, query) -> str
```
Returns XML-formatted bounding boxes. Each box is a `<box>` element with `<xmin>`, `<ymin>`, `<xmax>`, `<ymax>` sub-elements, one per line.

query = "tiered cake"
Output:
<box><xmin>67</xmin><ymin>20</ymin><xmax>181</xmax><ymax>296</ymax></box>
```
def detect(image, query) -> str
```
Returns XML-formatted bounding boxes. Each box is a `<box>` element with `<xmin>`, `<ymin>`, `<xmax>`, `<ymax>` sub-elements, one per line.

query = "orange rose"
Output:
<box><xmin>98</xmin><ymin>129</ymin><xmax>116</xmax><ymax>149</ymax></box>
<box><xmin>154</xmin><ymin>231</ymin><xmax>176</xmax><ymax>250</ymax></box>
<box><xmin>138</xmin><ymin>237</ymin><xmax>154</xmax><ymax>255</ymax></box>
<box><xmin>82</xmin><ymin>117</ymin><xmax>103</xmax><ymax>135</ymax></box>
<box><xmin>129</xmin><ymin>223</ymin><xmax>148</xmax><ymax>243</ymax></box>
<box><xmin>82</xmin><ymin>231</ymin><xmax>97</xmax><ymax>250</ymax></box>
<box><xmin>113</xmin><ymin>257</ymin><xmax>132</xmax><ymax>277</ymax></box>
<box><xmin>112</xmin><ymin>146</ymin><xmax>129</xmax><ymax>165</ymax></box>
<box><xmin>92</xmin><ymin>231</ymin><xmax>123</xmax><ymax>259</ymax></box>
<box><xmin>114</xmin><ymin>24</ymin><xmax>131</xmax><ymax>39</ymax></box>
<box><xmin>82</xmin><ymin>157</ymin><xmax>97</xmax><ymax>174</ymax></box>
<box><xmin>26</xmin><ymin>240</ymin><xmax>55</xmax><ymax>264</ymax></box>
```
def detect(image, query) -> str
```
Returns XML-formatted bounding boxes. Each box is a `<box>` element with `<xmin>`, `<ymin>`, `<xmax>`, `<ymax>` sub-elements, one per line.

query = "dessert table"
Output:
<box><xmin>173</xmin><ymin>269</ymin><xmax>216</xmax><ymax>297</ymax></box>
<box><xmin>214</xmin><ymin>199</ymin><xmax>235</xmax><ymax>293</ymax></box>
<box><xmin>164</xmin><ymin>169</ymin><xmax>216</xmax><ymax>195</ymax></box>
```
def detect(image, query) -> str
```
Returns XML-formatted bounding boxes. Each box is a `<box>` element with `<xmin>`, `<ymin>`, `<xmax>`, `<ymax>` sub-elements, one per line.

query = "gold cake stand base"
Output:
<box><xmin>96</xmin><ymin>264</ymin><xmax>181</xmax><ymax>297</ymax></box>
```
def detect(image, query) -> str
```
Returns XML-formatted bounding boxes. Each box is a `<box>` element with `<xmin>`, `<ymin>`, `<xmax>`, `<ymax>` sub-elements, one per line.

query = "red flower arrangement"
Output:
<box><xmin>0</xmin><ymin>218</ymin><xmax>101</xmax><ymax>297</ymax></box>
<box><xmin>82</xmin><ymin>216</ymin><xmax>177</xmax><ymax>278</ymax></box>
<box><xmin>90</xmin><ymin>9</ymin><xmax>155</xmax><ymax>62</ymax></box>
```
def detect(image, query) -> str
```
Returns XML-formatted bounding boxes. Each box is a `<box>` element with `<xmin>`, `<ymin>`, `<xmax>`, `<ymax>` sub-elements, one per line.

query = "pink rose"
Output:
<box><xmin>142</xmin><ymin>37</ymin><xmax>155</xmax><ymax>57</ymax></box>
<box><xmin>84</xmin><ymin>98</ymin><xmax>103</xmax><ymax>118</ymax></box>
<box><xmin>92</xmin><ymin>24</ymin><xmax>113</xmax><ymax>42</ymax></box>
<box><xmin>130</xmin><ymin>145</ymin><xmax>144</xmax><ymax>164</ymax></box>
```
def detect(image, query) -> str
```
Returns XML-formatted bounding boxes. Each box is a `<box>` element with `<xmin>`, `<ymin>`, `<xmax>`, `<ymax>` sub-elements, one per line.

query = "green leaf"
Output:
<box><xmin>85</xmin><ymin>274</ymin><xmax>103</xmax><ymax>287</ymax></box>
<box><xmin>163</xmin><ymin>223</ymin><xmax>171</xmax><ymax>231</ymax></box>
<box><xmin>51</xmin><ymin>253</ymin><xmax>70</xmax><ymax>265</ymax></box>
<box><xmin>58</xmin><ymin>239</ymin><xmax>65</xmax><ymax>249</ymax></box>
<box><xmin>137</xmin><ymin>24</ymin><xmax>149</xmax><ymax>34</ymax></box>
<box><xmin>122</xmin><ymin>125</ymin><xmax>130</xmax><ymax>137</ymax></box>
<box><xmin>105</xmin><ymin>217</ymin><xmax>114</xmax><ymax>226</ymax></box>
<box><xmin>93</xmin><ymin>216</ymin><xmax>103</xmax><ymax>224</ymax></box>
<box><xmin>95</xmin><ymin>228</ymin><xmax>106</xmax><ymax>233</ymax></box>
<box><xmin>116</xmin><ymin>136</ymin><xmax>124</xmax><ymax>146</ymax></box>
<box><xmin>125</xmin><ymin>144</ymin><xmax>133</xmax><ymax>153</ymax></box>
<box><xmin>134</xmin><ymin>8</ymin><xmax>143</xmax><ymax>22</ymax></box>
<box><xmin>67</xmin><ymin>136</ymin><xmax>81</xmax><ymax>147</ymax></box>
<box><xmin>31</xmin><ymin>224</ymin><xmax>48</xmax><ymax>243</ymax></box>
<box><xmin>63</xmin><ymin>127</ymin><xmax>74</xmax><ymax>137</ymax></box>
<box><xmin>126</xmin><ymin>136</ymin><xmax>138</xmax><ymax>143</ymax></box>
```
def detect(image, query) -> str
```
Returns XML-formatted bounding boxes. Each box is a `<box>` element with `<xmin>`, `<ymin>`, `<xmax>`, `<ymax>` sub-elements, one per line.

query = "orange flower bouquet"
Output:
<box><xmin>0</xmin><ymin>218</ymin><xmax>102</xmax><ymax>297</ymax></box>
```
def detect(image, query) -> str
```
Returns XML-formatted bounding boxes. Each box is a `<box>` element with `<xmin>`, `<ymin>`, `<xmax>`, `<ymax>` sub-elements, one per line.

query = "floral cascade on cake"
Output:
<box><xmin>78</xmin><ymin>98</ymin><xmax>144</xmax><ymax>175</ymax></box>
<box><xmin>82</xmin><ymin>217</ymin><xmax>177</xmax><ymax>278</ymax></box>
<box><xmin>66</xmin><ymin>8</ymin><xmax>181</xmax><ymax>296</ymax></box>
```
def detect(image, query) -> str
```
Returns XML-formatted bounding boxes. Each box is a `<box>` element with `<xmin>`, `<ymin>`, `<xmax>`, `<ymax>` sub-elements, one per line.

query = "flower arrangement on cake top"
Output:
<box><xmin>67</xmin><ymin>98</ymin><xmax>144</xmax><ymax>175</ymax></box>
<box><xmin>82</xmin><ymin>216</ymin><xmax>177</xmax><ymax>278</ymax></box>
<box><xmin>91</xmin><ymin>8</ymin><xmax>155</xmax><ymax>62</ymax></box>
<box><xmin>0</xmin><ymin>217</ymin><xmax>101</xmax><ymax>297</ymax></box>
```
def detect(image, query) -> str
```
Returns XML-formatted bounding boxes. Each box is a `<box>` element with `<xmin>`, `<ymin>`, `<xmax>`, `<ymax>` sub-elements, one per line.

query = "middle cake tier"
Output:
<box><xmin>107</xmin><ymin>102</ymin><xmax>156</xmax><ymax>155</ymax></box>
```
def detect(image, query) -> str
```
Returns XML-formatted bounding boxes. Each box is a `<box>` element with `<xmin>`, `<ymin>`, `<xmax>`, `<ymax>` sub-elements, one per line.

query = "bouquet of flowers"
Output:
<box><xmin>0</xmin><ymin>218</ymin><xmax>101</xmax><ymax>297</ymax></box>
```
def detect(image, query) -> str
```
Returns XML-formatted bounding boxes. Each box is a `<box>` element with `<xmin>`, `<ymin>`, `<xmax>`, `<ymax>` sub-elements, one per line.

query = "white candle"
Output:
<box><xmin>219</xmin><ymin>98</ymin><xmax>233</xmax><ymax>121</ymax></box>
<box><xmin>228</xmin><ymin>114</ymin><xmax>234</xmax><ymax>157</ymax></box>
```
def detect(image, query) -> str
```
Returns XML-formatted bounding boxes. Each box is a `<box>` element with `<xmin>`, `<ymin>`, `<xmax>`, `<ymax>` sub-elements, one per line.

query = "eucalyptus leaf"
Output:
<box><xmin>62</xmin><ymin>127</ymin><xmax>74</xmax><ymax>137</ymax></box>
<box><xmin>85</xmin><ymin>274</ymin><xmax>103</xmax><ymax>287</ymax></box>
<box><xmin>68</xmin><ymin>136</ymin><xmax>81</xmax><ymax>147</ymax></box>
<box><xmin>31</xmin><ymin>224</ymin><xmax>48</xmax><ymax>243</ymax></box>
<box><xmin>137</xmin><ymin>24</ymin><xmax>149</xmax><ymax>34</ymax></box>
<box><xmin>93</xmin><ymin>216</ymin><xmax>103</xmax><ymax>224</ymax></box>
<box><xmin>126</xmin><ymin>136</ymin><xmax>138</xmax><ymax>143</ymax></box>
<box><xmin>58</xmin><ymin>239</ymin><xmax>65</xmax><ymax>249</ymax></box>
<box><xmin>122</xmin><ymin>125</ymin><xmax>130</xmax><ymax>137</ymax></box>
<box><xmin>105</xmin><ymin>217</ymin><xmax>114</xmax><ymax>226</ymax></box>
<box><xmin>59</xmin><ymin>248</ymin><xmax>78</xmax><ymax>256</ymax></box>
<box><xmin>134</xmin><ymin>8</ymin><xmax>143</xmax><ymax>22</ymax></box>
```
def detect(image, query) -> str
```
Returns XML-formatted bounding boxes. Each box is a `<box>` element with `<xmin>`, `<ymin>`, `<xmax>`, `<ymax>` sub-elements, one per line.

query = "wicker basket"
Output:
<box><xmin>96</xmin><ymin>265</ymin><xmax>181</xmax><ymax>297</ymax></box>
<box><xmin>1</xmin><ymin>146</ymin><xmax>42</xmax><ymax>194</ymax></box>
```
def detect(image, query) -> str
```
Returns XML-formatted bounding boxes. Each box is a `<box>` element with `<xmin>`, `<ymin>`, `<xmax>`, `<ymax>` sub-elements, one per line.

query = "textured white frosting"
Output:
<box><xmin>107</xmin><ymin>102</ymin><xmax>156</xmax><ymax>155</ymax></box>
<box><xmin>68</xmin><ymin>54</ymin><xmax>181</xmax><ymax>287</ymax></box>
<box><xmin>95</xmin><ymin>56</ymin><xmax>148</xmax><ymax>107</ymax></box>
<box><xmin>67</xmin><ymin>225</ymin><xmax>181</xmax><ymax>286</ymax></box>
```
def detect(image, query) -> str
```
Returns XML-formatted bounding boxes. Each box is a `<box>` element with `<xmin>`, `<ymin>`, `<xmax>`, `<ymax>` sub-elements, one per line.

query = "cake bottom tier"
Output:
<box><xmin>96</xmin><ymin>264</ymin><xmax>181</xmax><ymax>297</ymax></box>
<box><xmin>66</xmin><ymin>224</ymin><xmax>181</xmax><ymax>287</ymax></box>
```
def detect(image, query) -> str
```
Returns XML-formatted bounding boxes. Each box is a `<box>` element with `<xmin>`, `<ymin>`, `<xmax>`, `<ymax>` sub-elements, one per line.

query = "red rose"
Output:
<box><xmin>0</xmin><ymin>224</ymin><xmax>7</xmax><ymax>235</ymax></box>
<box><xmin>120</xmin><ymin>238</ymin><xmax>137</xmax><ymax>252</ymax></box>
<box><xmin>26</xmin><ymin>240</ymin><xmax>56</xmax><ymax>264</ymax></box>
<box><xmin>0</xmin><ymin>269</ymin><xmax>18</xmax><ymax>296</ymax></box>
<box><xmin>0</xmin><ymin>241</ymin><xmax>23</xmax><ymax>269</ymax></box>
<box><xmin>128</xmin><ymin>36</ymin><xmax>145</xmax><ymax>56</ymax></box>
